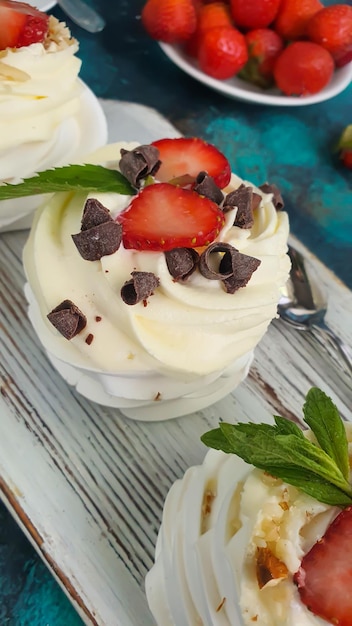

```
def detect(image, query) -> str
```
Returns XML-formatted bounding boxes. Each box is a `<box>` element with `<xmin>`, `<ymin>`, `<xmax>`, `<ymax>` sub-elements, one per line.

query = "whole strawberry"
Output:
<box><xmin>336</xmin><ymin>124</ymin><xmax>352</xmax><ymax>170</ymax></box>
<box><xmin>230</xmin><ymin>0</ymin><xmax>281</xmax><ymax>30</ymax></box>
<box><xmin>198</xmin><ymin>25</ymin><xmax>248</xmax><ymax>80</ymax></box>
<box><xmin>274</xmin><ymin>41</ymin><xmax>334</xmax><ymax>96</ymax></box>
<box><xmin>307</xmin><ymin>4</ymin><xmax>352</xmax><ymax>67</ymax></box>
<box><xmin>141</xmin><ymin>0</ymin><xmax>197</xmax><ymax>43</ymax></box>
<box><xmin>275</xmin><ymin>0</ymin><xmax>323</xmax><ymax>40</ymax></box>
<box><xmin>185</xmin><ymin>1</ymin><xmax>233</xmax><ymax>58</ymax></box>
<box><xmin>239</xmin><ymin>28</ymin><xmax>284</xmax><ymax>88</ymax></box>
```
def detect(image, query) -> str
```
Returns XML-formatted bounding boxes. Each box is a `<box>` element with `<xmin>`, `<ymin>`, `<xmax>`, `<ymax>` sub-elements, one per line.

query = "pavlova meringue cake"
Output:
<box><xmin>13</xmin><ymin>136</ymin><xmax>289</xmax><ymax>419</ymax></box>
<box><xmin>146</xmin><ymin>387</ymin><xmax>352</xmax><ymax>625</ymax></box>
<box><xmin>0</xmin><ymin>0</ymin><xmax>107</xmax><ymax>230</ymax></box>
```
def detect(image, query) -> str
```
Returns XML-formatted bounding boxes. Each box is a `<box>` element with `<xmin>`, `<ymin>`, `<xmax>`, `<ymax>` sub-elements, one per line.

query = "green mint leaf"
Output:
<box><xmin>201</xmin><ymin>388</ymin><xmax>352</xmax><ymax>508</ymax></box>
<box><xmin>265</xmin><ymin>466</ymin><xmax>352</xmax><ymax>507</ymax></box>
<box><xmin>303</xmin><ymin>387</ymin><xmax>349</xmax><ymax>481</ymax></box>
<box><xmin>0</xmin><ymin>164</ymin><xmax>134</xmax><ymax>199</ymax></box>
<box><xmin>200</xmin><ymin>427</ymin><xmax>235</xmax><ymax>454</ymax></box>
<box><xmin>273</xmin><ymin>415</ymin><xmax>305</xmax><ymax>437</ymax></box>
<box><xmin>219</xmin><ymin>423</ymin><xmax>350</xmax><ymax>494</ymax></box>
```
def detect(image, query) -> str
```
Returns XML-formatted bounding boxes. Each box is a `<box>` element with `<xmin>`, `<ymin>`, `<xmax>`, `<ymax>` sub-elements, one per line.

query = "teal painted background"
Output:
<box><xmin>1</xmin><ymin>0</ymin><xmax>351</xmax><ymax>624</ymax></box>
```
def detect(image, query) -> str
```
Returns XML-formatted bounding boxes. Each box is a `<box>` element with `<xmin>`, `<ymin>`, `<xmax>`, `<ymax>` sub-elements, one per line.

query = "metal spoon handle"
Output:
<box><xmin>312</xmin><ymin>320</ymin><xmax>352</xmax><ymax>375</ymax></box>
<box><xmin>57</xmin><ymin>0</ymin><xmax>105</xmax><ymax>33</ymax></box>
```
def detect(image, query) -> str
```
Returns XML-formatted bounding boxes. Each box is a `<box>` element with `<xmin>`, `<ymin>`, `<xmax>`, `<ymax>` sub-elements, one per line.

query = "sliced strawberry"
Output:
<box><xmin>117</xmin><ymin>182</ymin><xmax>225</xmax><ymax>251</ymax></box>
<box><xmin>152</xmin><ymin>137</ymin><xmax>231</xmax><ymax>189</ymax></box>
<box><xmin>0</xmin><ymin>0</ymin><xmax>49</xmax><ymax>50</ymax></box>
<box><xmin>294</xmin><ymin>505</ymin><xmax>352</xmax><ymax>625</ymax></box>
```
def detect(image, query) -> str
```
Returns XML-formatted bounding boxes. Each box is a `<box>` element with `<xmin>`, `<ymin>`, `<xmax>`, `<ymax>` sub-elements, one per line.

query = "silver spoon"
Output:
<box><xmin>57</xmin><ymin>0</ymin><xmax>105</xmax><ymax>33</ymax></box>
<box><xmin>278</xmin><ymin>245</ymin><xmax>352</xmax><ymax>374</ymax></box>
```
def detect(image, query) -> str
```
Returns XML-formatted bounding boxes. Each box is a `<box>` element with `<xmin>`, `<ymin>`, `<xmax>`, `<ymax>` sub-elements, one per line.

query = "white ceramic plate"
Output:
<box><xmin>159</xmin><ymin>42</ymin><xmax>352</xmax><ymax>107</ymax></box>
<box><xmin>13</xmin><ymin>0</ymin><xmax>56</xmax><ymax>10</ymax></box>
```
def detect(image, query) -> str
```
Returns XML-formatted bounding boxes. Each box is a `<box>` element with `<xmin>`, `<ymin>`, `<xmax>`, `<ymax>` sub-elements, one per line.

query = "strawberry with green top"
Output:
<box><xmin>336</xmin><ymin>124</ymin><xmax>352</xmax><ymax>171</ymax></box>
<box><xmin>0</xmin><ymin>0</ymin><xmax>49</xmax><ymax>50</ymax></box>
<box><xmin>117</xmin><ymin>182</ymin><xmax>225</xmax><ymax>251</ymax></box>
<box><xmin>239</xmin><ymin>28</ymin><xmax>284</xmax><ymax>89</ymax></box>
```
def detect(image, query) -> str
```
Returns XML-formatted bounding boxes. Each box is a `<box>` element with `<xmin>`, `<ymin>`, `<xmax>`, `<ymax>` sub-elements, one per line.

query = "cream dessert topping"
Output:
<box><xmin>0</xmin><ymin>16</ymin><xmax>82</xmax><ymax>181</ymax></box>
<box><xmin>146</xmin><ymin>389</ymin><xmax>352</xmax><ymax>625</ymax></box>
<box><xmin>23</xmin><ymin>140</ymin><xmax>290</xmax><ymax>381</ymax></box>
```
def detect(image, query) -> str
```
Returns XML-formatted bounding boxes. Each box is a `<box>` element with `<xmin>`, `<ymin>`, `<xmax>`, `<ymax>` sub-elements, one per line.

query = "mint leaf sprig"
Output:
<box><xmin>0</xmin><ymin>164</ymin><xmax>134</xmax><ymax>199</ymax></box>
<box><xmin>201</xmin><ymin>388</ymin><xmax>352</xmax><ymax>507</ymax></box>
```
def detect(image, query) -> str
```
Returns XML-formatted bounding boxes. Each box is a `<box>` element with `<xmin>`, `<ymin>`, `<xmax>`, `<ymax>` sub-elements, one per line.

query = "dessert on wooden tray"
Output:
<box><xmin>0</xmin><ymin>136</ymin><xmax>289</xmax><ymax>419</ymax></box>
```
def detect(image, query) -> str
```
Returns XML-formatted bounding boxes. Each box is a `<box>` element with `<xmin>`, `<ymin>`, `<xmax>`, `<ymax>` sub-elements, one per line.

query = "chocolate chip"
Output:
<box><xmin>199</xmin><ymin>242</ymin><xmax>235</xmax><ymax>280</ymax></box>
<box><xmin>119</xmin><ymin>144</ymin><xmax>161</xmax><ymax>188</ymax></box>
<box><xmin>259</xmin><ymin>183</ymin><xmax>284</xmax><ymax>210</ymax></box>
<box><xmin>199</xmin><ymin>243</ymin><xmax>261</xmax><ymax>293</ymax></box>
<box><xmin>221</xmin><ymin>250</ymin><xmax>261</xmax><ymax>294</ymax></box>
<box><xmin>81</xmin><ymin>198</ymin><xmax>112</xmax><ymax>231</ymax></box>
<box><xmin>72</xmin><ymin>221</ymin><xmax>123</xmax><ymax>261</ymax></box>
<box><xmin>47</xmin><ymin>300</ymin><xmax>86</xmax><ymax>339</ymax></box>
<box><xmin>85</xmin><ymin>333</ymin><xmax>94</xmax><ymax>345</ymax></box>
<box><xmin>121</xmin><ymin>271</ymin><xmax>160</xmax><ymax>305</ymax></box>
<box><xmin>194</xmin><ymin>172</ymin><xmax>224</xmax><ymax>205</ymax></box>
<box><xmin>223</xmin><ymin>184</ymin><xmax>254</xmax><ymax>228</ymax></box>
<box><xmin>165</xmin><ymin>247</ymin><xmax>199</xmax><ymax>281</ymax></box>
<box><xmin>95</xmin><ymin>316</ymin><xmax>102</xmax><ymax>322</ymax></box>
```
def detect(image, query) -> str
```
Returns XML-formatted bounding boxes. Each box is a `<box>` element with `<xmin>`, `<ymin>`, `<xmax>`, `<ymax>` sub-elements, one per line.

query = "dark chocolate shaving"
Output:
<box><xmin>259</xmin><ymin>183</ymin><xmax>284</xmax><ymax>210</ymax></box>
<box><xmin>72</xmin><ymin>221</ymin><xmax>123</xmax><ymax>261</ymax></box>
<box><xmin>119</xmin><ymin>144</ymin><xmax>161</xmax><ymax>188</ymax></box>
<box><xmin>81</xmin><ymin>198</ymin><xmax>112</xmax><ymax>231</ymax></box>
<box><xmin>121</xmin><ymin>271</ymin><xmax>160</xmax><ymax>305</ymax></box>
<box><xmin>194</xmin><ymin>171</ymin><xmax>224</xmax><ymax>205</ymax></box>
<box><xmin>47</xmin><ymin>299</ymin><xmax>86</xmax><ymax>339</ymax></box>
<box><xmin>165</xmin><ymin>247</ymin><xmax>199</xmax><ymax>281</ymax></box>
<box><xmin>223</xmin><ymin>184</ymin><xmax>254</xmax><ymax>228</ymax></box>
<box><xmin>221</xmin><ymin>250</ymin><xmax>261</xmax><ymax>294</ymax></box>
<box><xmin>252</xmin><ymin>192</ymin><xmax>262</xmax><ymax>211</ymax></box>
<box><xmin>199</xmin><ymin>242</ymin><xmax>261</xmax><ymax>293</ymax></box>
<box><xmin>199</xmin><ymin>243</ymin><xmax>236</xmax><ymax>280</ymax></box>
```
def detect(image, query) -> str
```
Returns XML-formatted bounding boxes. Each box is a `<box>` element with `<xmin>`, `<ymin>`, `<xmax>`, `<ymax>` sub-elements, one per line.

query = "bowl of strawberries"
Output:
<box><xmin>142</xmin><ymin>0</ymin><xmax>352</xmax><ymax>105</ymax></box>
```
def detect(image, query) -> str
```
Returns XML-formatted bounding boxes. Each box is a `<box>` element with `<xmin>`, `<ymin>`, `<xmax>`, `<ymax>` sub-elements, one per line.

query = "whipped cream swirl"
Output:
<box><xmin>24</xmin><ymin>142</ymin><xmax>289</xmax><ymax>384</ymax></box>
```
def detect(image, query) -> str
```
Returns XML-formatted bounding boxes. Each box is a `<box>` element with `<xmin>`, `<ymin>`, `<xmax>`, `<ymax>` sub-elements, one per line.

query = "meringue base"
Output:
<box><xmin>25</xmin><ymin>283</ymin><xmax>253</xmax><ymax>421</ymax></box>
<box><xmin>45</xmin><ymin>350</ymin><xmax>254</xmax><ymax>421</ymax></box>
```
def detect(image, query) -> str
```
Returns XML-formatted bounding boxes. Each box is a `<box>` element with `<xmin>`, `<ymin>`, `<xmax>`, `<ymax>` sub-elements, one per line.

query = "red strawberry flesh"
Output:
<box><xmin>152</xmin><ymin>137</ymin><xmax>231</xmax><ymax>189</ymax></box>
<box><xmin>294</xmin><ymin>505</ymin><xmax>352</xmax><ymax>625</ymax></box>
<box><xmin>0</xmin><ymin>0</ymin><xmax>49</xmax><ymax>50</ymax></box>
<box><xmin>117</xmin><ymin>182</ymin><xmax>225</xmax><ymax>251</ymax></box>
